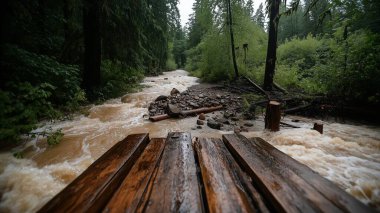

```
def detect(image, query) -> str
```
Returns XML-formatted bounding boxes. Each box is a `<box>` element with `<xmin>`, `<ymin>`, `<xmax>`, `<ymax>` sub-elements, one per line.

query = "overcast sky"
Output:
<box><xmin>178</xmin><ymin>0</ymin><xmax>266</xmax><ymax>27</ymax></box>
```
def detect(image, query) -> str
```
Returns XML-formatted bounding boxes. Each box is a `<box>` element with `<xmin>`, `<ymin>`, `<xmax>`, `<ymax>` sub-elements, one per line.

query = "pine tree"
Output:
<box><xmin>254</xmin><ymin>3</ymin><xmax>265</xmax><ymax>28</ymax></box>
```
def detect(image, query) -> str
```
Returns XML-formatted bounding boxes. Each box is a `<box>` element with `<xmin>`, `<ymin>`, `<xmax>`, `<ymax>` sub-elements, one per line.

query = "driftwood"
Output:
<box><xmin>283</xmin><ymin>104</ymin><xmax>312</xmax><ymax>114</ymax></box>
<box><xmin>243</xmin><ymin>76</ymin><xmax>269</xmax><ymax>99</ymax></box>
<box><xmin>280</xmin><ymin>121</ymin><xmax>300</xmax><ymax>128</ymax></box>
<box><xmin>273</xmin><ymin>82</ymin><xmax>288</xmax><ymax>94</ymax></box>
<box><xmin>149</xmin><ymin>105</ymin><xmax>223</xmax><ymax>122</ymax></box>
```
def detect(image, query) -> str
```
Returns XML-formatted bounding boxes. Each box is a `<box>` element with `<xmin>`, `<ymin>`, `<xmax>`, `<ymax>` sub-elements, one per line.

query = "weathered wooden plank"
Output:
<box><xmin>143</xmin><ymin>132</ymin><xmax>203</xmax><ymax>213</ymax></box>
<box><xmin>250</xmin><ymin>137</ymin><xmax>374</xmax><ymax>213</ymax></box>
<box><xmin>194</xmin><ymin>137</ymin><xmax>269</xmax><ymax>213</ymax></box>
<box><xmin>103</xmin><ymin>138</ymin><xmax>166</xmax><ymax>213</ymax></box>
<box><xmin>38</xmin><ymin>134</ymin><xmax>150</xmax><ymax>213</ymax></box>
<box><xmin>223</xmin><ymin>134</ymin><xmax>343</xmax><ymax>213</ymax></box>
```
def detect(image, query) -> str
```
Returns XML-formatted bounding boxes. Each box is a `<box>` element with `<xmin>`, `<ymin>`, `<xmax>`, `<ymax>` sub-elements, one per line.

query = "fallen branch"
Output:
<box><xmin>149</xmin><ymin>105</ymin><xmax>223</xmax><ymax>122</ymax></box>
<box><xmin>243</xmin><ymin>76</ymin><xmax>269</xmax><ymax>99</ymax></box>
<box><xmin>273</xmin><ymin>82</ymin><xmax>288</xmax><ymax>94</ymax></box>
<box><xmin>283</xmin><ymin>104</ymin><xmax>312</xmax><ymax>114</ymax></box>
<box><xmin>280</xmin><ymin>121</ymin><xmax>300</xmax><ymax>128</ymax></box>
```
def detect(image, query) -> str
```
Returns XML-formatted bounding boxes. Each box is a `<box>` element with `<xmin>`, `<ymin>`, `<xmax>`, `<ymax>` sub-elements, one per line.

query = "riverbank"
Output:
<box><xmin>0</xmin><ymin>70</ymin><xmax>379</xmax><ymax>212</ymax></box>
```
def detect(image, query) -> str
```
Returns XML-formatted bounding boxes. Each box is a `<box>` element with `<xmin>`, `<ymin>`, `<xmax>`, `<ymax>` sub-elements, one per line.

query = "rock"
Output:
<box><xmin>164</xmin><ymin>78</ymin><xmax>168</xmax><ymax>80</ymax></box>
<box><xmin>188</xmin><ymin>102</ymin><xmax>199</xmax><ymax>108</ymax></box>
<box><xmin>170</xmin><ymin>88</ymin><xmax>180</xmax><ymax>96</ymax></box>
<box><xmin>231</xmin><ymin>117</ymin><xmax>239</xmax><ymax>121</ymax></box>
<box><xmin>197</xmin><ymin>125</ymin><xmax>203</xmax><ymax>129</ymax></box>
<box><xmin>216</xmin><ymin>94</ymin><xmax>221</xmax><ymax>99</ymax></box>
<box><xmin>121</xmin><ymin>95</ymin><xmax>131</xmax><ymax>103</ymax></box>
<box><xmin>292</xmin><ymin>119</ymin><xmax>300</xmax><ymax>122</ymax></box>
<box><xmin>191</xmin><ymin>127</ymin><xmax>197</xmax><ymax>130</ymax></box>
<box><xmin>166</xmin><ymin>103</ymin><xmax>181</xmax><ymax>117</ymax></box>
<box><xmin>198</xmin><ymin>113</ymin><xmax>206</xmax><ymax>120</ymax></box>
<box><xmin>234</xmin><ymin>127</ymin><xmax>241</xmax><ymax>133</ymax></box>
<box><xmin>241</xmin><ymin>127</ymin><xmax>249</xmax><ymax>132</ymax></box>
<box><xmin>224</xmin><ymin>112</ymin><xmax>234</xmax><ymax>119</ymax></box>
<box><xmin>207</xmin><ymin>120</ymin><xmax>221</xmax><ymax>130</ymax></box>
<box><xmin>216</xmin><ymin>118</ymin><xmax>230</xmax><ymax>125</ymax></box>
<box><xmin>155</xmin><ymin>95</ymin><xmax>168</xmax><ymax>102</ymax></box>
<box><xmin>198</xmin><ymin>94</ymin><xmax>204</xmax><ymax>98</ymax></box>
<box><xmin>244</xmin><ymin>122</ymin><xmax>254</xmax><ymax>127</ymax></box>
<box><xmin>197</xmin><ymin>120</ymin><xmax>204</xmax><ymax>125</ymax></box>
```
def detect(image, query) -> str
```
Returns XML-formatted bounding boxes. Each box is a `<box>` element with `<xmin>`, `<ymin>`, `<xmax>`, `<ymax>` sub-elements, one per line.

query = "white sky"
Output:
<box><xmin>178</xmin><ymin>0</ymin><xmax>266</xmax><ymax>27</ymax></box>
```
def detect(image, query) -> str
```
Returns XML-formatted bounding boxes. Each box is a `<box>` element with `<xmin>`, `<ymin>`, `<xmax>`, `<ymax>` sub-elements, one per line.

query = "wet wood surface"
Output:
<box><xmin>40</xmin><ymin>132</ymin><xmax>375</xmax><ymax>213</ymax></box>
<box><xmin>38</xmin><ymin>133</ymin><xmax>150</xmax><ymax>213</ymax></box>
<box><xmin>143</xmin><ymin>132</ymin><xmax>203</xmax><ymax>213</ymax></box>
<box><xmin>103</xmin><ymin>138</ymin><xmax>166</xmax><ymax>213</ymax></box>
<box><xmin>223</xmin><ymin>134</ymin><xmax>374</xmax><ymax>213</ymax></box>
<box><xmin>194</xmin><ymin>137</ymin><xmax>269</xmax><ymax>213</ymax></box>
<box><xmin>249</xmin><ymin>137</ymin><xmax>373</xmax><ymax>213</ymax></box>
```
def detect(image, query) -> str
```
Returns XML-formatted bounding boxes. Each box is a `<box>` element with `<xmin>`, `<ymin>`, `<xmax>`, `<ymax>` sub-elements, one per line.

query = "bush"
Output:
<box><xmin>99</xmin><ymin>60</ymin><xmax>144</xmax><ymax>99</ymax></box>
<box><xmin>0</xmin><ymin>44</ymin><xmax>85</xmax><ymax>144</ymax></box>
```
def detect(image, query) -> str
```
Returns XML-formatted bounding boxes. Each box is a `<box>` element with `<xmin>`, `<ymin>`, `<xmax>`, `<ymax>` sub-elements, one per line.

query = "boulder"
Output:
<box><xmin>198</xmin><ymin>113</ymin><xmax>206</xmax><ymax>120</ymax></box>
<box><xmin>197</xmin><ymin>119</ymin><xmax>204</xmax><ymax>125</ymax></box>
<box><xmin>207</xmin><ymin>120</ymin><xmax>221</xmax><ymax>130</ymax></box>
<box><xmin>166</xmin><ymin>103</ymin><xmax>181</xmax><ymax>117</ymax></box>
<box><xmin>155</xmin><ymin>95</ymin><xmax>168</xmax><ymax>102</ymax></box>
<box><xmin>170</xmin><ymin>88</ymin><xmax>180</xmax><ymax>96</ymax></box>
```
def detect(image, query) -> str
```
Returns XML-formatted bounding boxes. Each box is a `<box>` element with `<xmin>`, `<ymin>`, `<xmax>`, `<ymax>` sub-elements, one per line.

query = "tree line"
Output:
<box><xmin>185</xmin><ymin>0</ymin><xmax>379</xmax><ymax>101</ymax></box>
<box><xmin>0</xmin><ymin>0</ymin><xmax>182</xmax><ymax>144</ymax></box>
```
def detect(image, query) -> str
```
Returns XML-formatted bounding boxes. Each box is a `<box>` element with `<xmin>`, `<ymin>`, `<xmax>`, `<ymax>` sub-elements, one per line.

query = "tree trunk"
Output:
<box><xmin>83</xmin><ymin>0</ymin><xmax>101</xmax><ymax>99</ymax></box>
<box><xmin>263</xmin><ymin>0</ymin><xmax>281</xmax><ymax>91</ymax></box>
<box><xmin>227</xmin><ymin>0</ymin><xmax>239</xmax><ymax>80</ymax></box>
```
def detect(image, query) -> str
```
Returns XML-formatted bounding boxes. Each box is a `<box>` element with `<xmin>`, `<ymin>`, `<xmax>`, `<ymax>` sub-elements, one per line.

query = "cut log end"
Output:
<box><xmin>313</xmin><ymin>122</ymin><xmax>323</xmax><ymax>134</ymax></box>
<box><xmin>265</xmin><ymin>101</ymin><xmax>281</xmax><ymax>132</ymax></box>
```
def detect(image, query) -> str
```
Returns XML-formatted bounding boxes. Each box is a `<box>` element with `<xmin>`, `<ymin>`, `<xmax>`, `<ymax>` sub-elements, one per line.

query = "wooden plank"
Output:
<box><xmin>223</xmin><ymin>134</ymin><xmax>344</xmax><ymax>213</ymax></box>
<box><xmin>103</xmin><ymin>138</ymin><xmax>166</xmax><ymax>213</ymax></box>
<box><xmin>38</xmin><ymin>134</ymin><xmax>150</xmax><ymax>213</ymax></box>
<box><xmin>143</xmin><ymin>132</ymin><xmax>203</xmax><ymax>213</ymax></box>
<box><xmin>250</xmin><ymin>137</ymin><xmax>374</xmax><ymax>213</ymax></box>
<box><xmin>194</xmin><ymin>137</ymin><xmax>269</xmax><ymax>213</ymax></box>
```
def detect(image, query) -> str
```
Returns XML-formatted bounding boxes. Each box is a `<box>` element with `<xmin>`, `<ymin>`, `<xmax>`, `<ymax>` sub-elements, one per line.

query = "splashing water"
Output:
<box><xmin>0</xmin><ymin>70</ymin><xmax>379</xmax><ymax>212</ymax></box>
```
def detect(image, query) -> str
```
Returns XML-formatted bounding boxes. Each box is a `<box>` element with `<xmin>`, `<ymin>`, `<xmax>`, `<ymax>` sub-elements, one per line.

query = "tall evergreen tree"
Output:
<box><xmin>83</xmin><ymin>0</ymin><xmax>101</xmax><ymax>98</ymax></box>
<box><xmin>254</xmin><ymin>3</ymin><xmax>265</xmax><ymax>29</ymax></box>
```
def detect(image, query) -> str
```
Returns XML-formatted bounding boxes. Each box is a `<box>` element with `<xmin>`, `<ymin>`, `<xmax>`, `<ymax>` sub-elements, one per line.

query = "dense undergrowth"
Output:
<box><xmin>185</xmin><ymin>0</ymin><xmax>380</xmax><ymax>106</ymax></box>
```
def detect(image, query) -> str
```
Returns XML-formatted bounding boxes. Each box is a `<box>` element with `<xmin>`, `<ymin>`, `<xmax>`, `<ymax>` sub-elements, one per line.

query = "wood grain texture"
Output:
<box><xmin>223</xmin><ymin>134</ymin><xmax>343</xmax><ymax>213</ymax></box>
<box><xmin>143</xmin><ymin>132</ymin><xmax>203</xmax><ymax>213</ymax></box>
<box><xmin>38</xmin><ymin>134</ymin><xmax>150</xmax><ymax>213</ymax></box>
<box><xmin>249</xmin><ymin>137</ymin><xmax>374</xmax><ymax>213</ymax></box>
<box><xmin>103</xmin><ymin>138</ymin><xmax>166</xmax><ymax>213</ymax></box>
<box><xmin>194</xmin><ymin>137</ymin><xmax>269</xmax><ymax>213</ymax></box>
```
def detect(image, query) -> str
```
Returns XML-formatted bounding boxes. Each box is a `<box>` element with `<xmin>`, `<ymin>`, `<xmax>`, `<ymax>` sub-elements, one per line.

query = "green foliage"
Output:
<box><xmin>98</xmin><ymin>60</ymin><xmax>144</xmax><ymax>100</ymax></box>
<box><xmin>186</xmin><ymin>1</ymin><xmax>267</xmax><ymax>82</ymax></box>
<box><xmin>47</xmin><ymin>129</ymin><xmax>64</xmax><ymax>146</ymax></box>
<box><xmin>275</xmin><ymin>29</ymin><xmax>380</xmax><ymax>101</ymax></box>
<box><xmin>0</xmin><ymin>45</ymin><xmax>85</xmax><ymax>145</ymax></box>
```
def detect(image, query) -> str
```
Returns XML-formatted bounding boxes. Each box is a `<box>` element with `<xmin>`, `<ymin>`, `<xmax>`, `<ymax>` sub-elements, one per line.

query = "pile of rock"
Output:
<box><xmin>148</xmin><ymin>84</ymin><xmax>258</xmax><ymax>132</ymax></box>
<box><xmin>148</xmin><ymin>86</ymin><xmax>243</xmax><ymax>117</ymax></box>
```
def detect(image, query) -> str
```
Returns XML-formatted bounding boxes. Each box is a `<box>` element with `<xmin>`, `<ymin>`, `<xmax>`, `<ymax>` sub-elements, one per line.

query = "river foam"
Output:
<box><xmin>0</xmin><ymin>70</ymin><xmax>379</xmax><ymax>212</ymax></box>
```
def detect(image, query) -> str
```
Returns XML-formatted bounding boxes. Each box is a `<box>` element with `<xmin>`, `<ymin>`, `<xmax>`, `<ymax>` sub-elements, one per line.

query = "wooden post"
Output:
<box><xmin>313</xmin><ymin>122</ymin><xmax>323</xmax><ymax>134</ymax></box>
<box><xmin>265</xmin><ymin>101</ymin><xmax>281</xmax><ymax>131</ymax></box>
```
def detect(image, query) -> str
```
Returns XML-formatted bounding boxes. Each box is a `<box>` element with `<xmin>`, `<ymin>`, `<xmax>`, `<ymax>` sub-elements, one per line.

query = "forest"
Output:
<box><xmin>0</xmin><ymin>0</ymin><xmax>379</xmax><ymax>146</ymax></box>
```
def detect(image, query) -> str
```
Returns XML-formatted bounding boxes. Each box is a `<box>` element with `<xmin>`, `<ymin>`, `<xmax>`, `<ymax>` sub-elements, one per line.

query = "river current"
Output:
<box><xmin>0</xmin><ymin>70</ymin><xmax>379</xmax><ymax>212</ymax></box>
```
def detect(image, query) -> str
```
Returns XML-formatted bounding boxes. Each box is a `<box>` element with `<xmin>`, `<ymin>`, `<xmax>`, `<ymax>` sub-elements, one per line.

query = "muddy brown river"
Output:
<box><xmin>0</xmin><ymin>70</ymin><xmax>379</xmax><ymax>212</ymax></box>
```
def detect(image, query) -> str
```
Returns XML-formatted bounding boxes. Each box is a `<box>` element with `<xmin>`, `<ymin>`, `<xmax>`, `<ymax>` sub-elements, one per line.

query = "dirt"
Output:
<box><xmin>148</xmin><ymin>83</ymin><xmax>261</xmax><ymax>132</ymax></box>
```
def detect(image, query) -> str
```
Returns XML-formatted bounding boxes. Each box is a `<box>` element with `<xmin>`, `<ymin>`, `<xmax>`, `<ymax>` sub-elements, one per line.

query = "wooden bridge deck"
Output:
<box><xmin>38</xmin><ymin>132</ymin><xmax>374</xmax><ymax>213</ymax></box>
